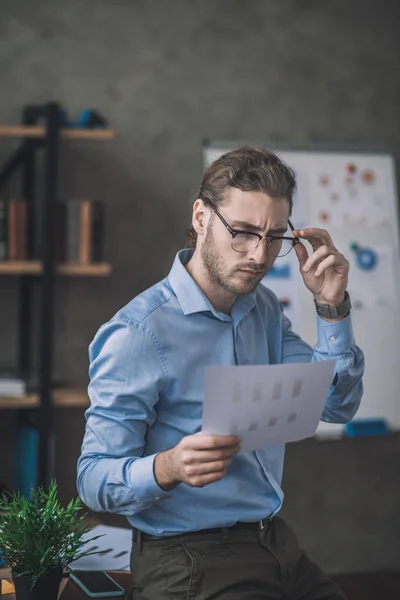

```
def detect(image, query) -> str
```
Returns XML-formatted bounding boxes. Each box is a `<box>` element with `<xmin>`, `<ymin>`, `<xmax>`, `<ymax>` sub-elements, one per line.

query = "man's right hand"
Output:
<box><xmin>154</xmin><ymin>433</ymin><xmax>241</xmax><ymax>490</ymax></box>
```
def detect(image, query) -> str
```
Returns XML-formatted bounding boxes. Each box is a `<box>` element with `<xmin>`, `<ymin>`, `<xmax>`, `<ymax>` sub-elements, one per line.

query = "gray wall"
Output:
<box><xmin>0</xmin><ymin>0</ymin><xmax>399</xmax><ymax>574</ymax></box>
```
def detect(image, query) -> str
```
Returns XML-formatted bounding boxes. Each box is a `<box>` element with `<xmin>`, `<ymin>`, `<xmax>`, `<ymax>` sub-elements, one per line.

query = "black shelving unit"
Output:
<box><xmin>0</xmin><ymin>102</ymin><xmax>114</xmax><ymax>488</ymax></box>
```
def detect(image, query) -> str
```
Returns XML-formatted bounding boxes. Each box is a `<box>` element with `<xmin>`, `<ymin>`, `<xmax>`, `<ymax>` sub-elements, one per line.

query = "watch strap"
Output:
<box><xmin>314</xmin><ymin>291</ymin><xmax>352</xmax><ymax>319</ymax></box>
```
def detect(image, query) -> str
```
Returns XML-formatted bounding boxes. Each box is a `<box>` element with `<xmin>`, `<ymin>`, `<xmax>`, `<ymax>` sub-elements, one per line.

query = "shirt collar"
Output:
<box><xmin>168</xmin><ymin>249</ymin><xmax>257</xmax><ymax>321</ymax></box>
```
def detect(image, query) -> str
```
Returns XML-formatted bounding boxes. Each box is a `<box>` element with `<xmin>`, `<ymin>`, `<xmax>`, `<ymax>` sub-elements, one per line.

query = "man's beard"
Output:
<box><xmin>201</xmin><ymin>225</ymin><xmax>265</xmax><ymax>296</ymax></box>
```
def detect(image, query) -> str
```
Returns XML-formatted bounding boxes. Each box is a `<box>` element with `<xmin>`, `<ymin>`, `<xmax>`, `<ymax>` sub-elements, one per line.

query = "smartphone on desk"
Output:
<box><xmin>69</xmin><ymin>570</ymin><xmax>125</xmax><ymax>598</ymax></box>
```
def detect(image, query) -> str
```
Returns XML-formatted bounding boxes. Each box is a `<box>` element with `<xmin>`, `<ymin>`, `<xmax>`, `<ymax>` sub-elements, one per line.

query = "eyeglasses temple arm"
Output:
<box><xmin>288</xmin><ymin>219</ymin><xmax>300</xmax><ymax>243</ymax></box>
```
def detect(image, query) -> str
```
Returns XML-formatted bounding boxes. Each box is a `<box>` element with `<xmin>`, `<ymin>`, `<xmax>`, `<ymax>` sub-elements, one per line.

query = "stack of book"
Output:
<box><xmin>0</xmin><ymin>372</ymin><xmax>27</xmax><ymax>397</ymax></box>
<box><xmin>0</xmin><ymin>199</ymin><xmax>28</xmax><ymax>261</ymax></box>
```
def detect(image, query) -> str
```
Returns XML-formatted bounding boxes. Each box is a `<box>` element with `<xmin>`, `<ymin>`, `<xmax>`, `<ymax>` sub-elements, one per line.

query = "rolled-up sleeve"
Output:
<box><xmin>77</xmin><ymin>317</ymin><xmax>171</xmax><ymax>515</ymax></box>
<box><xmin>281</xmin><ymin>313</ymin><xmax>364</xmax><ymax>424</ymax></box>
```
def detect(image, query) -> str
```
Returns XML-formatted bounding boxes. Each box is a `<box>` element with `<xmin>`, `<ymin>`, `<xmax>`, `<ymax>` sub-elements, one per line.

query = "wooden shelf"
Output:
<box><xmin>53</xmin><ymin>387</ymin><xmax>90</xmax><ymax>407</ymax></box>
<box><xmin>0</xmin><ymin>387</ymin><xmax>90</xmax><ymax>409</ymax></box>
<box><xmin>0</xmin><ymin>393</ymin><xmax>38</xmax><ymax>409</ymax></box>
<box><xmin>58</xmin><ymin>262</ymin><xmax>111</xmax><ymax>276</ymax></box>
<box><xmin>0</xmin><ymin>261</ymin><xmax>111</xmax><ymax>276</ymax></box>
<box><xmin>0</xmin><ymin>125</ymin><xmax>115</xmax><ymax>140</ymax></box>
<box><xmin>0</xmin><ymin>261</ymin><xmax>40</xmax><ymax>274</ymax></box>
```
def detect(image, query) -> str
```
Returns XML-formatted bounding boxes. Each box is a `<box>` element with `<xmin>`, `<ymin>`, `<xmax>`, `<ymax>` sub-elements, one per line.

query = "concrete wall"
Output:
<box><xmin>0</xmin><ymin>0</ymin><xmax>399</xmax><ymax>574</ymax></box>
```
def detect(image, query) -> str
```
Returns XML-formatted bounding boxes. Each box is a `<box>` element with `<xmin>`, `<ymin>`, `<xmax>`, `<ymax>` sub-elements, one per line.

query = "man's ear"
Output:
<box><xmin>192</xmin><ymin>199</ymin><xmax>209</xmax><ymax>237</ymax></box>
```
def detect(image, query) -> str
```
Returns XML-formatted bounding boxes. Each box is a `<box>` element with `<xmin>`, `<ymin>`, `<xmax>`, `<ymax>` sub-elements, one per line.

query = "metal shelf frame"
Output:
<box><xmin>0</xmin><ymin>102</ymin><xmax>112</xmax><ymax>487</ymax></box>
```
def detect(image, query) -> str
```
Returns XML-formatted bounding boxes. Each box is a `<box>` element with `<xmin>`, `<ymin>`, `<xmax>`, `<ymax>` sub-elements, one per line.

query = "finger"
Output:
<box><xmin>293</xmin><ymin>228</ymin><xmax>334</xmax><ymax>250</ymax></box>
<box><xmin>314</xmin><ymin>254</ymin><xmax>345</xmax><ymax>276</ymax></box>
<box><xmin>191</xmin><ymin>433</ymin><xmax>241</xmax><ymax>450</ymax></box>
<box><xmin>303</xmin><ymin>245</ymin><xmax>333</xmax><ymax>273</ymax></box>
<box><xmin>294</xmin><ymin>240</ymin><xmax>309</xmax><ymax>267</ymax></box>
<box><xmin>188</xmin><ymin>447</ymin><xmax>239</xmax><ymax>463</ymax></box>
<box><xmin>187</xmin><ymin>471</ymin><xmax>227</xmax><ymax>488</ymax></box>
<box><xmin>185</xmin><ymin>459</ymin><xmax>231</xmax><ymax>476</ymax></box>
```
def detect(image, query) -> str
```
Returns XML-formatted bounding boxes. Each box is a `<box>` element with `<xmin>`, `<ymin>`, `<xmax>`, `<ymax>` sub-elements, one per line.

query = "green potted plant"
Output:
<box><xmin>0</xmin><ymin>480</ymin><xmax>100</xmax><ymax>600</ymax></box>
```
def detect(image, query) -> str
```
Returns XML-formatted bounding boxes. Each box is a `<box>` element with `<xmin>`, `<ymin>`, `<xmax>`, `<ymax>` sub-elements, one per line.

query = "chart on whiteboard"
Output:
<box><xmin>347</xmin><ymin>244</ymin><xmax>397</xmax><ymax>309</ymax></box>
<box><xmin>309</xmin><ymin>159</ymin><xmax>391</xmax><ymax>229</ymax></box>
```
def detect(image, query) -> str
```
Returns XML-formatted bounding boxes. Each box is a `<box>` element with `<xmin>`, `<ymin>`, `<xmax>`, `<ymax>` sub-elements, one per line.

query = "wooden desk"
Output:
<box><xmin>0</xmin><ymin>570</ymin><xmax>131</xmax><ymax>600</ymax></box>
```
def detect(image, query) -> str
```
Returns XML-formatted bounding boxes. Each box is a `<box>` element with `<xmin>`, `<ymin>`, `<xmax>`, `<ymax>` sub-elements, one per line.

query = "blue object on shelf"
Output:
<box><xmin>14</xmin><ymin>423</ymin><xmax>38</xmax><ymax>496</ymax></box>
<box><xmin>73</xmin><ymin>109</ymin><xmax>108</xmax><ymax>129</ymax></box>
<box><xmin>61</xmin><ymin>108</ymin><xmax>108</xmax><ymax>129</ymax></box>
<box><xmin>345</xmin><ymin>418</ymin><xmax>390</xmax><ymax>437</ymax></box>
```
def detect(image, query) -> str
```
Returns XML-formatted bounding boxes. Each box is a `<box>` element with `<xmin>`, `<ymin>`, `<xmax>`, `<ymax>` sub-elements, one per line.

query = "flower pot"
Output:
<box><xmin>12</xmin><ymin>567</ymin><xmax>62</xmax><ymax>600</ymax></box>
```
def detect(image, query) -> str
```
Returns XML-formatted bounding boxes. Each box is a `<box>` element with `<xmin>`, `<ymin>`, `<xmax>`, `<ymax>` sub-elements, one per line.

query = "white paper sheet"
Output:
<box><xmin>69</xmin><ymin>525</ymin><xmax>132</xmax><ymax>571</ymax></box>
<box><xmin>202</xmin><ymin>360</ymin><xmax>336</xmax><ymax>451</ymax></box>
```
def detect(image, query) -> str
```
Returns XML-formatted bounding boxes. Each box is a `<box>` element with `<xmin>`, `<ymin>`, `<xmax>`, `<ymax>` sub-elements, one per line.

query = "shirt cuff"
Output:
<box><xmin>129</xmin><ymin>453</ymin><xmax>171</xmax><ymax>509</ymax></box>
<box><xmin>316</xmin><ymin>313</ymin><xmax>355</xmax><ymax>355</ymax></box>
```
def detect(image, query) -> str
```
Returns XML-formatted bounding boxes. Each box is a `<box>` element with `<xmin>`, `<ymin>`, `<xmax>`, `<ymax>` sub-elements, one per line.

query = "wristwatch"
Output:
<box><xmin>314</xmin><ymin>291</ymin><xmax>352</xmax><ymax>319</ymax></box>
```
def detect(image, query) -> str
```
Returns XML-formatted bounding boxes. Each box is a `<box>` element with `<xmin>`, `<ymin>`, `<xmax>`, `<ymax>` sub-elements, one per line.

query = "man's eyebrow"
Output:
<box><xmin>230</xmin><ymin>220</ymin><xmax>287</xmax><ymax>235</ymax></box>
<box><xmin>269</xmin><ymin>227</ymin><xmax>288</xmax><ymax>235</ymax></box>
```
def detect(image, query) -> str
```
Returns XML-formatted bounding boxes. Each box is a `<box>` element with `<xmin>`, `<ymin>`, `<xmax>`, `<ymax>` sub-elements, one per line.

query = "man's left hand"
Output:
<box><xmin>292</xmin><ymin>228</ymin><xmax>349</xmax><ymax>305</ymax></box>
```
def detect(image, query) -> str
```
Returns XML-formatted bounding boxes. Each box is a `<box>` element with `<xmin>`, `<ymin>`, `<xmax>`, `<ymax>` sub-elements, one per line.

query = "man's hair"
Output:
<box><xmin>186</xmin><ymin>146</ymin><xmax>297</xmax><ymax>248</ymax></box>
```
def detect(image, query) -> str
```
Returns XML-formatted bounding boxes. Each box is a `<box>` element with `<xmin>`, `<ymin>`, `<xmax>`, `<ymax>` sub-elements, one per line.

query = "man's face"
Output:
<box><xmin>200</xmin><ymin>188</ymin><xmax>291</xmax><ymax>296</ymax></box>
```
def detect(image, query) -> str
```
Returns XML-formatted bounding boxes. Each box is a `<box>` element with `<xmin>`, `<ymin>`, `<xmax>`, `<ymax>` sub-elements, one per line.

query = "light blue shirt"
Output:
<box><xmin>77</xmin><ymin>249</ymin><xmax>364</xmax><ymax>536</ymax></box>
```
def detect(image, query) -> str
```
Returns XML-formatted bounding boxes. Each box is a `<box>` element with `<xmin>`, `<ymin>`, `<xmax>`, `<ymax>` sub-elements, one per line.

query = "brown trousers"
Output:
<box><xmin>129</xmin><ymin>516</ymin><xmax>347</xmax><ymax>600</ymax></box>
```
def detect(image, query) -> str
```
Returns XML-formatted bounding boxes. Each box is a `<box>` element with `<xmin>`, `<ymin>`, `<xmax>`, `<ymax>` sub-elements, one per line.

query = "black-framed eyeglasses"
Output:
<box><xmin>205</xmin><ymin>199</ymin><xmax>299</xmax><ymax>258</ymax></box>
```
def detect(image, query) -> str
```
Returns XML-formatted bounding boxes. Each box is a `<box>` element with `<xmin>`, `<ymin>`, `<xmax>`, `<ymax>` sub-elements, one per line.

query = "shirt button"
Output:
<box><xmin>329</xmin><ymin>335</ymin><xmax>337</xmax><ymax>342</ymax></box>
<box><xmin>154</xmin><ymin>496</ymin><xmax>161</xmax><ymax>501</ymax></box>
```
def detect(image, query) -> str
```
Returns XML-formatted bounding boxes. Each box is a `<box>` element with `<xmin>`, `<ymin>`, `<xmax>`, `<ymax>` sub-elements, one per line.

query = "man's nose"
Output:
<box><xmin>248</xmin><ymin>238</ymin><xmax>269</xmax><ymax>264</ymax></box>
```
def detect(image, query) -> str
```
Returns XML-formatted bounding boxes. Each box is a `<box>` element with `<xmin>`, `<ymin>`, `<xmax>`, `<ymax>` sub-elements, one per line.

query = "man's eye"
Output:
<box><xmin>237</xmin><ymin>233</ymin><xmax>258</xmax><ymax>241</ymax></box>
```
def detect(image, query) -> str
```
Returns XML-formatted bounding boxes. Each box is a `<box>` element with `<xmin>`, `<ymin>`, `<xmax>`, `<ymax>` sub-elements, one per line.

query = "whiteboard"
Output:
<box><xmin>204</xmin><ymin>144</ymin><xmax>400</xmax><ymax>436</ymax></box>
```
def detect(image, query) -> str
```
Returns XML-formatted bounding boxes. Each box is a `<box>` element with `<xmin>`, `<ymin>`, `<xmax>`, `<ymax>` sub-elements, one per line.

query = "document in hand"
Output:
<box><xmin>202</xmin><ymin>360</ymin><xmax>336</xmax><ymax>451</ymax></box>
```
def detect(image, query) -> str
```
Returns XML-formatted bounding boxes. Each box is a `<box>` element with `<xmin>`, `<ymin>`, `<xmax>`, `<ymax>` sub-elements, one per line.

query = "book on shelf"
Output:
<box><xmin>64</xmin><ymin>198</ymin><xmax>105</xmax><ymax>263</ymax></box>
<box><xmin>14</xmin><ymin>422</ymin><xmax>38</xmax><ymax>496</ymax></box>
<box><xmin>9</xmin><ymin>199</ymin><xmax>27</xmax><ymax>260</ymax></box>
<box><xmin>79</xmin><ymin>199</ymin><xmax>92</xmax><ymax>263</ymax></box>
<box><xmin>55</xmin><ymin>200</ymin><xmax>67</xmax><ymax>262</ymax></box>
<box><xmin>66</xmin><ymin>198</ymin><xmax>80</xmax><ymax>262</ymax></box>
<box><xmin>91</xmin><ymin>199</ymin><xmax>104</xmax><ymax>261</ymax></box>
<box><xmin>0</xmin><ymin>199</ymin><xmax>6</xmax><ymax>260</ymax></box>
<box><xmin>0</xmin><ymin>198</ymin><xmax>28</xmax><ymax>261</ymax></box>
